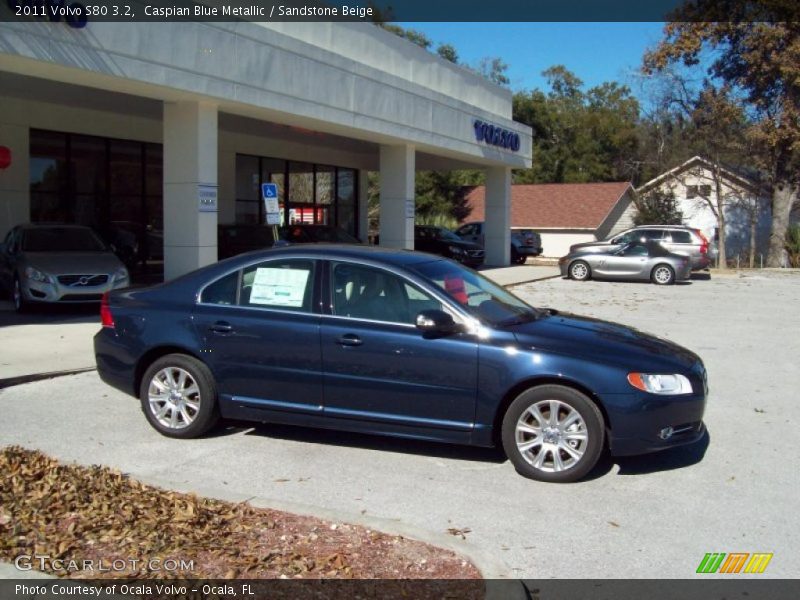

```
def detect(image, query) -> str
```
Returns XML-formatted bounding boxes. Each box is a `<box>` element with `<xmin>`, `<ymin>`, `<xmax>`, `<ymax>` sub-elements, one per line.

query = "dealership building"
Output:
<box><xmin>0</xmin><ymin>16</ymin><xmax>532</xmax><ymax>278</ymax></box>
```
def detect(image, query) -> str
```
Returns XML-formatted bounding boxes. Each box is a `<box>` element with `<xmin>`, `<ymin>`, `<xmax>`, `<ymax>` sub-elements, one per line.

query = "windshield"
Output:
<box><xmin>411</xmin><ymin>260</ymin><xmax>540</xmax><ymax>326</ymax></box>
<box><xmin>22</xmin><ymin>227</ymin><xmax>107</xmax><ymax>252</ymax></box>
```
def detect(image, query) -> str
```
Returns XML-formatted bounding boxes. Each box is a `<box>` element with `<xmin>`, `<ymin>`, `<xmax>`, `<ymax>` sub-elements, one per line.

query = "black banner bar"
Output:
<box><xmin>3</xmin><ymin>579</ymin><xmax>800</xmax><ymax>600</ymax></box>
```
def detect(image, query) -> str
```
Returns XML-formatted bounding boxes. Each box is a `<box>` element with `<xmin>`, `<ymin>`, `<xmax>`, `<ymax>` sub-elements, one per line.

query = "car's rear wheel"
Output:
<box><xmin>569</xmin><ymin>260</ymin><xmax>591</xmax><ymax>281</ymax></box>
<box><xmin>13</xmin><ymin>276</ymin><xmax>27</xmax><ymax>313</ymax></box>
<box><xmin>651</xmin><ymin>264</ymin><xmax>675</xmax><ymax>285</ymax></box>
<box><xmin>139</xmin><ymin>354</ymin><xmax>219</xmax><ymax>438</ymax></box>
<box><xmin>501</xmin><ymin>385</ymin><xmax>604</xmax><ymax>483</ymax></box>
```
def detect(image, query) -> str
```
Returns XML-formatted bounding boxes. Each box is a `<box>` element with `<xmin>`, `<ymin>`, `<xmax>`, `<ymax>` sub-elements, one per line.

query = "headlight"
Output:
<box><xmin>112</xmin><ymin>267</ymin><xmax>130</xmax><ymax>284</ymax></box>
<box><xmin>448</xmin><ymin>245</ymin><xmax>466</xmax><ymax>255</ymax></box>
<box><xmin>627</xmin><ymin>373</ymin><xmax>693</xmax><ymax>395</ymax></box>
<box><xmin>24</xmin><ymin>266</ymin><xmax>50</xmax><ymax>283</ymax></box>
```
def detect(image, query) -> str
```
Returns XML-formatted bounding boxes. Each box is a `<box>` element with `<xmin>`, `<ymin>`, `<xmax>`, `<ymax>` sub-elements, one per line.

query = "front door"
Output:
<box><xmin>320</xmin><ymin>261</ymin><xmax>478</xmax><ymax>433</ymax></box>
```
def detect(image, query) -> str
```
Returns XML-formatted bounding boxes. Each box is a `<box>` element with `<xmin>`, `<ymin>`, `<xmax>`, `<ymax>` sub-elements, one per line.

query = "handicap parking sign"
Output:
<box><xmin>261</xmin><ymin>183</ymin><xmax>281</xmax><ymax>225</ymax></box>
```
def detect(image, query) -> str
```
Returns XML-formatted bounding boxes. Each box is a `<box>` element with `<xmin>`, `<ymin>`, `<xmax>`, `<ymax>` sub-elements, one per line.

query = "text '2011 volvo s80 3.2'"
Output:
<box><xmin>94</xmin><ymin>245</ymin><xmax>708</xmax><ymax>483</ymax></box>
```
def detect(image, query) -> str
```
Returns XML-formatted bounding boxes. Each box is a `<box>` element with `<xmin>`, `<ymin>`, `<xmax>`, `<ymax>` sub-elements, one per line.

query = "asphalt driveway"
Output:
<box><xmin>1</xmin><ymin>270</ymin><xmax>798</xmax><ymax>578</ymax></box>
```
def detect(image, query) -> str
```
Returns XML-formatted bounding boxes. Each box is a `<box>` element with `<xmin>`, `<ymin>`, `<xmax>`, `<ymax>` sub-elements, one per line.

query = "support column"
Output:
<box><xmin>163</xmin><ymin>101</ymin><xmax>218</xmax><ymax>280</ymax></box>
<box><xmin>357</xmin><ymin>169</ymin><xmax>369</xmax><ymax>243</ymax></box>
<box><xmin>378</xmin><ymin>144</ymin><xmax>415</xmax><ymax>249</ymax></box>
<box><xmin>484</xmin><ymin>166</ymin><xmax>511</xmax><ymax>266</ymax></box>
<box><xmin>0</xmin><ymin>122</ymin><xmax>29</xmax><ymax>239</ymax></box>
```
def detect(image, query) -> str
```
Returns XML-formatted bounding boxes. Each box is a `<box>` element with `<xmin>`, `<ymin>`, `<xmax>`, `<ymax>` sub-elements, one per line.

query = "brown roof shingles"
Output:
<box><xmin>463</xmin><ymin>182</ymin><xmax>632</xmax><ymax>230</ymax></box>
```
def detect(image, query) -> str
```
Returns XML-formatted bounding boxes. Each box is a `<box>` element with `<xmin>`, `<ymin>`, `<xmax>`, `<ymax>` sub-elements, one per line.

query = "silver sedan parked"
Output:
<box><xmin>0</xmin><ymin>223</ymin><xmax>130</xmax><ymax>311</ymax></box>
<box><xmin>559</xmin><ymin>241</ymin><xmax>691</xmax><ymax>285</ymax></box>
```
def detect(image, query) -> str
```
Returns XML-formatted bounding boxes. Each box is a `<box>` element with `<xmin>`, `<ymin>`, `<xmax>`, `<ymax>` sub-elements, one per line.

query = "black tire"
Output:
<box><xmin>651</xmin><ymin>263</ymin><xmax>675</xmax><ymax>285</ymax></box>
<box><xmin>501</xmin><ymin>385</ymin><xmax>605</xmax><ymax>483</ymax></box>
<box><xmin>139</xmin><ymin>353</ymin><xmax>219</xmax><ymax>439</ymax></box>
<box><xmin>12</xmin><ymin>275</ymin><xmax>27</xmax><ymax>313</ymax></box>
<box><xmin>510</xmin><ymin>247</ymin><xmax>523</xmax><ymax>264</ymax></box>
<box><xmin>568</xmin><ymin>260</ymin><xmax>591</xmax><ymax>281</ymax></box>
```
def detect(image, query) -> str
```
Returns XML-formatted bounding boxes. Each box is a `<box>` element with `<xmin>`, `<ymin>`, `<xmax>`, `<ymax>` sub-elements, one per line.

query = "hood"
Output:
<box><xmin>24</xmin><ymin>252</ymin><xmax>125</xmax><ymax>275</ymax></box>
<box><xmin>507</xmin><ymin>311</ymin><xmax>700</xmax><ymax>373</ymax></box>
<box><xmin>445</xmin><ymin>239</ymin><xmax>483</xmax><ymax>251</ymax></box>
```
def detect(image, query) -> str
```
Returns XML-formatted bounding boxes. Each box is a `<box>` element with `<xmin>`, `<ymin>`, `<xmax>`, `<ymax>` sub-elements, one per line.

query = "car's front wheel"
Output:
<box><xmin>139</xmin><ymin>354</ymin><xmax>219</xmax><ymax>438</ymax></box>
<box><xmin>569</xmin><ymin>260</ymin><xmax>591</xmax><ymax>281</ymax></box>
<box><xmin>651</xmin><ymin>264</ymin><xmax>675</xmax><ymax>285</ymax></box>
<box><xmin>12</xmin><ymin>276</ymin><xmax>27</xmax><ymax>313</ymax></box>
<box><xmin>501</xmin><ymin>385</ymin><xmax>605</xmax><ymax>483</ymax></box>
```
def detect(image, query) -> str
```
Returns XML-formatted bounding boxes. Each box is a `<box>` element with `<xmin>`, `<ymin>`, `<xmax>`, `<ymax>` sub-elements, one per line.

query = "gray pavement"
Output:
<box><xmin>1</xmin><ymin>270</ymin><xmax>799</xmax><ymax>579</ymax></box>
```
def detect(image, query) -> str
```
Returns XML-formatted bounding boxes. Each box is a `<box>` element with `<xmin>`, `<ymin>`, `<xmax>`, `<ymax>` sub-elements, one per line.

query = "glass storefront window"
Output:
<box><xmin>28</xmin><ymin>129</ymin><xmax>163</xmax><ymax>274</ymax></box>
<box><xmin>235</xmin><ymin>155</ymin><xmax>359</xmax><ymax>237</ymax></box>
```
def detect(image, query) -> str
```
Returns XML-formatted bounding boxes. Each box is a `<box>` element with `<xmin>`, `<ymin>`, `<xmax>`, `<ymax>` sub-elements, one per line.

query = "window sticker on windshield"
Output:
<box><xmin>250</xmin><ymin>268</ymin><xmax>309</xmax><ymax>307</ymax></box>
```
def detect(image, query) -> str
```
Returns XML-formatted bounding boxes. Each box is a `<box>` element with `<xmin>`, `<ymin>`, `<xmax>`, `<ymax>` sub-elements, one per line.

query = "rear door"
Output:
<box><xmin>193</xmin><ymin>258</ymin><xmax>323</xmax><ymax>416</ymax></box>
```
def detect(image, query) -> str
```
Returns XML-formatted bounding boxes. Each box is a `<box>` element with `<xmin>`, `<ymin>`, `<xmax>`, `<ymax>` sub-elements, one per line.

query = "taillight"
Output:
<box><xmin>100</xmin><ymin>292</ymin><xmax>115</xmax><ymax>329</ymax></box>
<box><xmin>693</xmin><ymin>229</ymin><xmax>709</xmax><ymax>255</ymax></box>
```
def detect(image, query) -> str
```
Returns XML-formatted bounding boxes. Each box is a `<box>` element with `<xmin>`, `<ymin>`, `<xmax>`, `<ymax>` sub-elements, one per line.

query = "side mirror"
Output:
<box><xmin>415</xmin><ymin>309</ymin><xmax>461</xmax><ymax>335</ymax></box>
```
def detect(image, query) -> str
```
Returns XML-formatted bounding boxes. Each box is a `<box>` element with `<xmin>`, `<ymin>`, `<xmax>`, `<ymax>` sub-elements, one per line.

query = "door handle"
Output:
<box><xmin>336</xmin><ymin>334</ymin><xmax>363</xmax><ymax>347</ymax></box>
<box><xmin>210</xmin><ymin>321</ymin><xmax>233</xmax><ymax>334</ymax></box>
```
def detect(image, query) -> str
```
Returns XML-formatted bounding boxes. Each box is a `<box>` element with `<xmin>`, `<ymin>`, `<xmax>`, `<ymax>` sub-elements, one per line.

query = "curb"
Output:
<box><xmin>0</xmin><ymin>368</ymin><xmax>97</xmax><ymax>390</ymax></box>
<box><xmin>138</xmin><ymin>474</ymin><xmax>512</xmax><ymax>580</ymax></box>
<box><xmin>502</xmin><ymin>273</ymin><xmax>562</xmax><ymax>288</ymax></box>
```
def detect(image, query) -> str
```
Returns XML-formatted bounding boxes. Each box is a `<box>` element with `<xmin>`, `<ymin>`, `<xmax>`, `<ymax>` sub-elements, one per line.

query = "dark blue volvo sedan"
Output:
<box><xmin>94</xmin><ymin>245</ymin><xmax>707</xmax><ymax>483</ymax></box>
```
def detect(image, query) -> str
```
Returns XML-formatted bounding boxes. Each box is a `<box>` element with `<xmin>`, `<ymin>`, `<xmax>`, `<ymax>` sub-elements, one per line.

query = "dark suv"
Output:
<box><xmin>569</xmin><ymin>225</ymin><xmax>711</xmax><ymax>271</ymax></box>
<box><xmin>414</xmin><ymin>226</ymin><xmax>484</xmax><ymax>267</ymax></box>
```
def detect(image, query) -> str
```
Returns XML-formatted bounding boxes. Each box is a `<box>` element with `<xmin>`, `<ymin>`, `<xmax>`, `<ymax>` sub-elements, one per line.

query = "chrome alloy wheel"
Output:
<box><xmin>570</xmin><ymin>262</ymin><xmax>589</xmax><ymax>280</ymax></box>
<box><xmin>147</xmin><ymin>367</ymin><xmax>201</xmax><ymax>430</ymax></box>
<box><xmin>653</xmin><ymin>265</ymin><xmax>674</xmax><ymax>285</ymax></box>
<box><xmin>515</xmin><ymin>400</ymin><xmax>589</xmax><ymax>473</ymax></box>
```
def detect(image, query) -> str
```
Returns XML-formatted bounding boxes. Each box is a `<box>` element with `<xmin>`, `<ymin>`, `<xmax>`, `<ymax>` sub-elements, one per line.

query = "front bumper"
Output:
<box><xmin>21</xmin><ymin>275</ymin><xmax>127</xmax><ymax>304</ymax></box>
<box><xmin>602</xmin><ymin>388</ymin><xmax>707</xmax><ymax>457</ymax></box>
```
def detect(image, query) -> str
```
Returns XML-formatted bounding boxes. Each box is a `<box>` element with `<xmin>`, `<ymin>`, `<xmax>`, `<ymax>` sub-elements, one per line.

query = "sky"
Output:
<box><xmin>397</xmin><ymin>22</ymin><xmax>668</xmax><ymax>98</ymax></box>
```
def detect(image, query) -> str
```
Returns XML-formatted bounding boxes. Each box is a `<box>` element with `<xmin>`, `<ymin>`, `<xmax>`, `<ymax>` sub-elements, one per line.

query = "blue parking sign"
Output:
<box><xmin>261</xmin><ymin>183</ymin><xmax>278</xmax><ymax>199</ymax></box>
<box><xmin>261</xmin><ymin>183</ymin><xmax>281</xmax><ymax>225</ymax></box>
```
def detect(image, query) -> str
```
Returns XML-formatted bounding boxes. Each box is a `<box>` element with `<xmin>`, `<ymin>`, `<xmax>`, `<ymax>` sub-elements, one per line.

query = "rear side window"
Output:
<box><xmin>241</xmin><ymin>259</ymin><xmax>314</xmax><ymax>312</ymax></box>
<box><xmin>669</xmin><ymin>230</ymin><xmax>693</xmax><ymax>244</ymax></box>
<box><xmin>201</xmin><ymin>271</ymin><xmax>239</xmax><ymax>305</ymax></box>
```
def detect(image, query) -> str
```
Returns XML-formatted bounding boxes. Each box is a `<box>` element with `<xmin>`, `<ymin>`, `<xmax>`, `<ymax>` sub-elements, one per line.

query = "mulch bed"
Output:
<box><xmin>0</xmin><ymin>446</ymin><xmax>481</xmax><ymax>583</ymax></box>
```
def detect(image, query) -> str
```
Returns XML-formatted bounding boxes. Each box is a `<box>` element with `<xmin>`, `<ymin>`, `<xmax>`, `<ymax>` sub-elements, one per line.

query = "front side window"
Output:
<box><xmin>331</xmin><ymin>263</ymin><xmax>441</xmax><ymax>325</ymax></box>
<box><xmin>411</xmin><ymin>260</ymin><xmax>538</xmax><ymax>327</ymax></box>
<box><xmin>241</xmin><ymin>259</ymin><xmax>314</xmax><ymax>312</ymax></box>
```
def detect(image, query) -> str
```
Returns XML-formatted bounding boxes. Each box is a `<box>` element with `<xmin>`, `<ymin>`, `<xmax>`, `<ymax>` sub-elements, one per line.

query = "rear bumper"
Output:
<box><xmin>516</xmin><ymin>246</ymin><xmax>543</xmax><ymax>257</ymax></box>
<box><xmin>94</xmin><ymin>329</ymin><xmax>138</xmax><ymax>397</ymax></box>
<box><xmin>691</xmin><ymin>255</ymin><xmax>711</xmax><ymax>271</ymax></box>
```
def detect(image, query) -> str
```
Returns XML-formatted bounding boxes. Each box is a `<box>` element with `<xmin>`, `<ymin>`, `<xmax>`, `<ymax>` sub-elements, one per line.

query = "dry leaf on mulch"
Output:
<box><xmin>0</xmin><ymin>446</ymin><xmax>481</xmax><ymax>581</ymax></box>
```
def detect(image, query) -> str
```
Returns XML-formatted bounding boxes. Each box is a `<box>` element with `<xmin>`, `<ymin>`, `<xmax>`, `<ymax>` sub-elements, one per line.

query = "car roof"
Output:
<box><xmin>233</xmin><ymin>244</ymin><xmax>438</xmax><ymax>267</ymax></box>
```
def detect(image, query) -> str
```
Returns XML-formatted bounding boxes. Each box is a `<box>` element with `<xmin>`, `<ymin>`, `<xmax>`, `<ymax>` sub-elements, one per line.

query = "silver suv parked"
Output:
<box><xmin>569</xmin><ymin>225</ymin><xmax>711</xmax><ymax>271</ymax></box>
<box><xmin>455</xmin><ymin>222</ymin><xmax>543</xmax><ymax>265</ymax></box>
